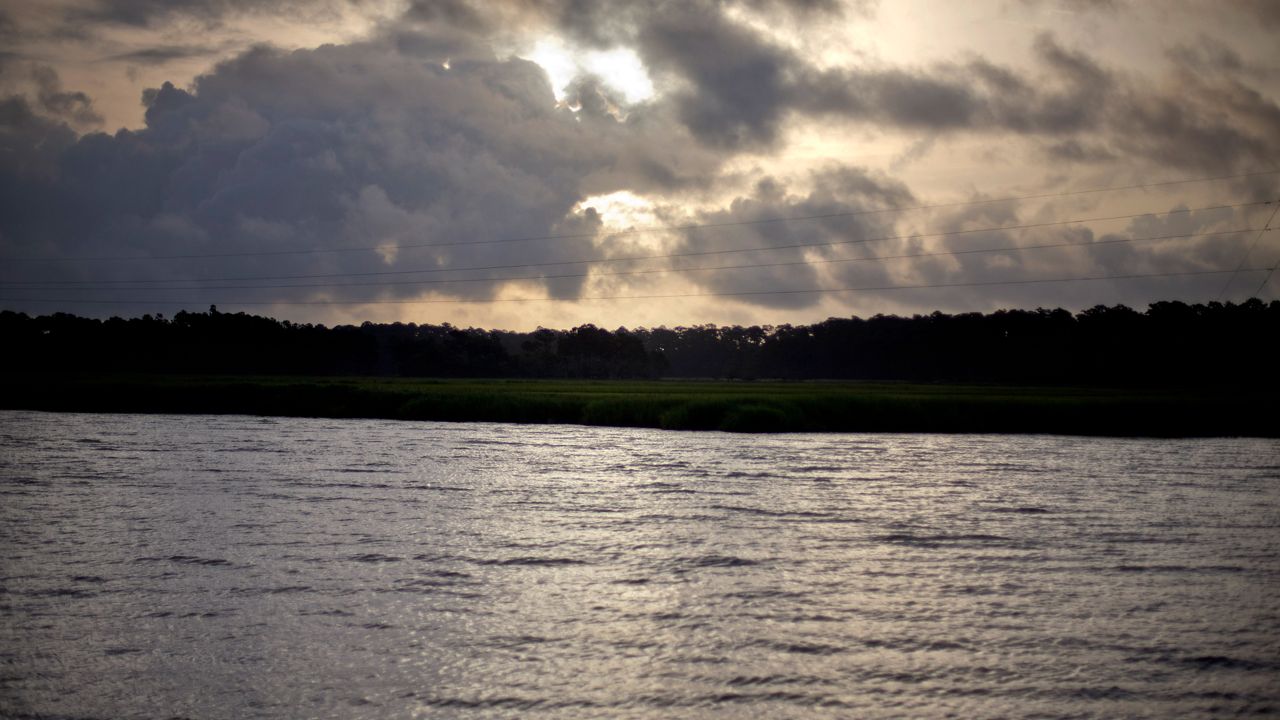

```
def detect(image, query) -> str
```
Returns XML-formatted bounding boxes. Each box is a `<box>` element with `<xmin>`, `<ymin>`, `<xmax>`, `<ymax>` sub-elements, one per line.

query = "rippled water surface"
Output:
<box><xmin>1</xmin><ymin>410</ymin><xmax>1278</xmax><ymax>719</ymax></box>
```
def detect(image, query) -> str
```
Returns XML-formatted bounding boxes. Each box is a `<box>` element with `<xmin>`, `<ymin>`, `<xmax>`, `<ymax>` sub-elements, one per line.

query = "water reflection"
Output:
<box><xmin>1</xmin><ymin>411</ymin><xmax>1278</xmax><ymax>718</ymax></box>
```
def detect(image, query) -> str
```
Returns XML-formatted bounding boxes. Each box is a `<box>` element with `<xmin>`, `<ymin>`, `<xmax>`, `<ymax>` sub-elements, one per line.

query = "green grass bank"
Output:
<box><xmin>1</xmin><ymin>374</ymin><xmax>1274</xmax><ymax>437</ymax></box>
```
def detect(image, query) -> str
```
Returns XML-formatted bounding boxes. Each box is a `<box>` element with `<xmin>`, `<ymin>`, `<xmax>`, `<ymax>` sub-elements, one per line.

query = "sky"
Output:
<box><xmin>0</xmin><ymin>0</ymin><xmax>1277</xmax><ymax>330</ymax></box>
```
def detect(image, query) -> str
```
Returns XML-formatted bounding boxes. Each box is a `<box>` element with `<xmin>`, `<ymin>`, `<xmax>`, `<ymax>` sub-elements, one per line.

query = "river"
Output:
<box><xmin>1</xmin><ymin>410</ymin><xmax>1277</xmax><ymax>718</ymax></box>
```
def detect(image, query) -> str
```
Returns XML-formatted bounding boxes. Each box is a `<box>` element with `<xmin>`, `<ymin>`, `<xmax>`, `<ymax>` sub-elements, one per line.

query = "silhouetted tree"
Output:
<box><xmin>1</xmin><ymin>300</ymin><xmax>1276</xmax><ymax>385</ymax></box>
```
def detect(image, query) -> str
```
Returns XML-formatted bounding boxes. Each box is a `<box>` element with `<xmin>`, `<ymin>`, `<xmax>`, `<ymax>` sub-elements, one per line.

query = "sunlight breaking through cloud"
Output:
<box><xmin>522</xmin><ymin>38</ymin><xmax>654</xmax><ymax>104</ymax></box>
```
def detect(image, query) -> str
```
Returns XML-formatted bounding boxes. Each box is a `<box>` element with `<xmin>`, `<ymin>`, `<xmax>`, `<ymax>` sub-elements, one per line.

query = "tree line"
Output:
<box><xmin>1</xmin><ymin>299</ymin><xmax>1276</xmax><ymax>385</ymax></box>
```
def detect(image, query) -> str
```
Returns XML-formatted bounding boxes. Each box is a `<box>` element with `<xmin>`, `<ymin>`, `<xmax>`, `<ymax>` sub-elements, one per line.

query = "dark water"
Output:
<box><xmin>1</xmin><ymin>411</ymin><xmax>1278</xmax><ymax>719</ymax></box>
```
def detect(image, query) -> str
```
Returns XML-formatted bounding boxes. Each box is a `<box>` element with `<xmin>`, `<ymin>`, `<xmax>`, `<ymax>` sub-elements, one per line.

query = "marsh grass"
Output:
<box><xmin>1</xmin><ymin>374</ymin><xmax>1273</xmax><ymax>436</ymax></box>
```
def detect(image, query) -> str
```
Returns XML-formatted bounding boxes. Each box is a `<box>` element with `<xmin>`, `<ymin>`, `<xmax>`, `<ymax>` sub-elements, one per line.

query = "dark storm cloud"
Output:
<box><xmin>0</xmin><ymin>97</ymin><xmax>78</xmax><ymax>178</ymax></box>
<box><xmin>404</xmin><ymin>0</ymin><xmax>856</xmax><ymax>48</ymax></box>
<box><xmin>1104</xmin><ymin>58</ymin><xmax>1280</xmax><ymax>174</ymax></box>
<box><xmin>401</xmin><ymin>0</ymin><xmax>493</xmax><ymax>34</ymax></box>
<box><xmin>666</xmin><ymin>151</ymin><xmax>1269</xmax><ymax>314</ymax></box>
<box><xmin>637</xmin><ymin>5</ymin><xmax>798</xmax><ymax>149</ymax></box>
<box><xmin>0</xmin><ymin>60</ymin><xmax>103</xmax><ymax>131</ymax></box>
<box><xmin>588</xmin><ymin>1</ymin><xmax>1276</xmax><ymax>175</ymax></box>
<box><xmin>550</xmin><ymin>76</ymin><xmax>726</xmax><ymax>192</ymax></box>
<box><xmin>398</xmin><ymin>0</ymin><xmax>863</xmax><ymax>154</ymax></box>
<box><xmin>0</xmin><ymin>31</ymin><xmax>723</xmax><ymax>314</ymax></box>
<box><xmin>0</xmin><ymin>0</ymin><xmax>370</xmax><ymax>48</ymax></box>
<box><xmin>107</xmin><ymin>45</ymin><xmax>226</xmax><ymax>65</ymax></box>
<box><xmin>64</xmin><ymin>0</ymin><xmax>353</xmax><ymax>28</ymax></box>
<box><xmin>1043</xmin><ymin>139</ymin><xmax>1115</xmax><ymax>163</ymax></box>
<box><xmin>834</xmin><ymin>36</ymin><xmax>1273</xmax><ymax>175</ymax></box>
<box><xmin>453</xmin><ymin>0</ymin><xmax>1276</xmax><ymax>175</ymax></box>
<box><xmin>734</xmin><ymin>0</ymin><xmax>854</xmax><ymax>16</ymax></box>
<box><xmin>1031</xmin><ymin>33</ymin><xmax>1110</xmax><ymax>90</ymax></box>
<box><xmin>1166</xmin><ymin>37</ymin><xmax>1246</xmax><ymax>76</ymax></box>
<box><xmin>1230</xmin><ymin>0</ymin><xmax>1280</xmax><ymax>28</ymax></box>
<box><xmin>1</xmin><ymin>0</ymin><xmax>1276</xmax><ymax>320</ymax></box>
<box><xmin>794</xmin><ymin>33</ymin><xmax>1117</xmax><ymax>136</ymax></box>
<box><xmin>30</xmin><ymin>66</ymin><xmax>103</xmax><ymax>128</ymax></box>
<box><xmin>653</xmin><ymin>167</ymin><xmax>915</xmax><ymax>309</ymax></box>
<box><xmin>852</xmin><ymin>191</ymin><xmax>1269</xmax><ymax>313</ymax></box>
<box><xmin>14</xmin><ymin>0</ymin><xmax>1278</xmax><ymax>179</ymax></box>
<box><xmin>1019</xmin><ymin>0</ymin><xmax>1123</xmax><ymax>13</ymax></box>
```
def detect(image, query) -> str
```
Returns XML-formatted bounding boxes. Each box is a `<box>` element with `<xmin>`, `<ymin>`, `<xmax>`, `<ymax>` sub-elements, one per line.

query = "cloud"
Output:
<box><xmin>0</xmin><ymin>96</ymin><xmax>78</xmax><ymax>185</ymax></box>
<box><xmin>0</xmin><ymin>31</ymin><xmax>726</xmax><ymax>317</ymax></box>
<box><xmin>637</xmin><ymin>5</ymin><xmax>799</xmax><ymax>150</ymax></box>
<box><xmin>454</xmin><ymin>1</ymin><xmax>1276</xmax><ymax>180</ymax></box>
<box><xmin>402</xmin><ymin>0</ymin><xmax>859</xmax><ymax>48</ymax></box>
<box><xmin>1230</xmin><ymin>0</ymin><xmax>1280</xmax><ymax>27</ymax></box>
<box><xmin>784</xmin><ymin>34</ymin><xmax>1115</xmax><ymax>137</ymax></box>
<box><xmin>64</xmin><ymin>0</ymin><xmax>356</xmax><ymax>29</ymax></box>
<box><xmin>561</xmin><ymin>1</ymin><xmax>1279</xmax><ymax>177</ymax></box>
<box><xmin>1105</xmin><ymin>70</ymin><xmax>1280</xmax><ymax>174</ymax></box>
<box><xmin>1</xmin><ymin>0</ymin><xmax>1277</xmax><ymax>325</ymax></box>
<box><xmin>1043</xmin><ymin>139</ymin><xmax>1115</xmax><ymax>163</ymax></box>
<box><xmin>648</xmin><ymin>167</ymin><xmax>915</xmax><ymax>309</ymax></box>
<box><xmin>11</xmin><ymin>0</ymin><xmax>1280</xmax><ymax>179</ymax></box>
<box><xmin>813</xmin><ymin>34</ymin><xmax>1275</xmax><ymax>175</ymax></box>
<box><xmin>107</xmin><ymin>45</ymin><xmax>226</xmax><ymax>65</ymax></box>
<box><xmin>31</xmin><ymin>66</ymin><xmax>103</xmax><ymax>128</ymax></box>
<box><xmin>1166</xmin><ymin>36</ymin><xmax>1247</xmax><ymax>76</ymax></box>
<box><xmin>1019</xmin><ymin>0</ymin><xmax>1123</xmax><ymax>13</ymax></box>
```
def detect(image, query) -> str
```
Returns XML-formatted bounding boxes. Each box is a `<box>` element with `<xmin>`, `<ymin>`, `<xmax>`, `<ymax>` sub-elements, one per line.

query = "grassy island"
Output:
<box><xmin>1</xmin><ymin>374</ymin><xmax>1274</xmax><ymax>437</ymax></box>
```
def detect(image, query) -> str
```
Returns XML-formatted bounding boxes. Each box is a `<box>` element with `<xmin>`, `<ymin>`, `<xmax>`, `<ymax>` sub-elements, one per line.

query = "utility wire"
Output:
<box><xmin>1251</xmin><ymin>262</ymin><xmax>1279</xmax><ymax>299</ymax></box>
<box><xmin>6</xmin><ymin>201</ymin><xmax>1267</xmax><ymax>287</ymax></box>
<box><xmin>1217</xmin><ymin>199</ymin><xmax>1280</xmax><ymax>300</ymax></box>
<box><xmin>7</xmin><ymin>227</ymin><xmax>1261</xmax><ymax>293</ymax></box>
<box><xmin>1</xmin><ymin>268</ymin><xmax>1269</xmax><ymax>307</ymax></box>
<box><xmin>3</xmin><ymin>169</ymin><xmax>1276</xmax><ymax>264</ymax></box>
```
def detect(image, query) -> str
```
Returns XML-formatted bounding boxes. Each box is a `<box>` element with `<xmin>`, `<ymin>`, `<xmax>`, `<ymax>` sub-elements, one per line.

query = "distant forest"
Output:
<box><xmin>2</xmin><ymin>300</ymin><xmax>1277</xmax><ymax>385</ymax></box>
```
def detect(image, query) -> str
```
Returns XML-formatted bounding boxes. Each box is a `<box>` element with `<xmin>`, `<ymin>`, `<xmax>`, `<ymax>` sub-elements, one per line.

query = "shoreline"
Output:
<box><xmin>1</xmin><ymin>375</ymin><xmax>1275</xmax><ymax>438</ymax></box>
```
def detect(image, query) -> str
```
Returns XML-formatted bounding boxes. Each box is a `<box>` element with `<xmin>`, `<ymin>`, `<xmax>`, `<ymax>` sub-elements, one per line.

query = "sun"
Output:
<box><xmin>522</xmin><ymin>37</ymin><xmax>655</xmax><ymax>105</ymax></box>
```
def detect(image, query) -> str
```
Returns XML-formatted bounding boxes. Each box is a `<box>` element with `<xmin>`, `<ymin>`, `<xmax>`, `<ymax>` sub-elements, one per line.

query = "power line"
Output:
<box><xmin>7</xmin><ymin>201</ymin><xmax>1267</xmax><ymax>286</ymax></box>
<box><xmin>6</xmin><ymin>227</ymin><xmax>1261</xmax><ymax>293</ymax></box>
<box><xmin>1217</xmin><ymin>199</ymin><xmax>1279</xmax><ymax>299</ymax></box>
<box><xmin>3</xmin><ymin>169</ymin><xmax>1276</xmax><ymax>264</ymax></box>
<box><xmin>1252</xmin><ymin>262</ymin><xmax>1279</xmax><ymax>299</ymax></box>
<box><xmin>1</xmin><ymin>268</ymin><xmax>1269</xmax><ymax>307</ymax></box>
